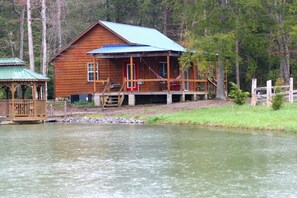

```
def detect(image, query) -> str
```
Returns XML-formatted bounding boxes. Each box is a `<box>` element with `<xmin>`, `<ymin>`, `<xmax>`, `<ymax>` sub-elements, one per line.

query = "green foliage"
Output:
<box><xmin>73</xmin><ymin>101</ymin><xmax>94</xmax><ymax>107</ymax></box>
<box><xmin>271</xmin><ymin>78</ymin><xmax>285</xmax><ymax>110</ymax></box>
<box><xmin>267</xmin><ymin>69</ymin><xmax>280</xmax><ymax>82</ymax></box>
<box><xmin>0</xmin><ymin>89</ymin><xmax>4</xmax><ymax>99</ymax></box>
<box><xmin>228</xmin><ymin>82</ymin><xmax>250</xmax><ymax>105</ymax></box>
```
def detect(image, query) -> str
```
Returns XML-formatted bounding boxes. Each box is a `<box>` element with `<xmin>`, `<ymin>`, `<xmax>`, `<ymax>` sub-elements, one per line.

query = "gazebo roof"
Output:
<box><xmin>0</xmin><ymin>58</ymin><xmax>25</xmax><ymax>66</ymax></box>
<box><xmin>0</xmin><ymin>66</ymin><xmax>49</xmax><ymax>82</ymax></box>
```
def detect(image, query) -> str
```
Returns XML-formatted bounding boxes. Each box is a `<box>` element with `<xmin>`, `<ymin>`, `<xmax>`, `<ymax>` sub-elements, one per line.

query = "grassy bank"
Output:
<box><xmin>147</xmin><ymin>103</ymin><xmax>297</xmax><ymax>133</ymax></box>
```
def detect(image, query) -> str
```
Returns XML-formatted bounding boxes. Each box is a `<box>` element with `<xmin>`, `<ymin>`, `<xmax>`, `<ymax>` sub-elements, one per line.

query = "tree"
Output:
<box><xmin>41</xmin><ymin>0</ymin><xmax>47</xmax><ymax>75</ymax></box>
<box><xmin>271</xmin><ymin>0</ymin><xmax>291</xmax><ymax>83</ymax></box>
<box><xmin>181</xmin><ymin>0</ymin><xmax>235</xmax><ymax>100</ymax></box>
<box><xmin>12</xmin><ymin>0</ymin><xmax>26</xmax><ymax>59</ymax></box>
<box><xmin>27</xmin><ymin>0</ymin><xmax>35</xmax><ymax>71</ymax></box>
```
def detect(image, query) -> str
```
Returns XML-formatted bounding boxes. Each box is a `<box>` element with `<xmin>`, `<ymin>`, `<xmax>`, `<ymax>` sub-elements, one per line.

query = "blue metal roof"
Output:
<box><xmin>88</xmin><ymin>44</ymin><xmax>174</xmax><ymax>54</ymax></box>
<box><xmin>99</xmin><ymin>20</ymin><xmax>186</xmax><ymax>53</ymax></box>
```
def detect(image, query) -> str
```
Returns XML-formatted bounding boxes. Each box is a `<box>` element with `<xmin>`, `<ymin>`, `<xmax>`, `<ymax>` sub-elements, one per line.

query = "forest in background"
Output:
<box><xmin>1</xmin><ymin>0</ymin><xmax>297</xmax><ymax>98</ymax></box>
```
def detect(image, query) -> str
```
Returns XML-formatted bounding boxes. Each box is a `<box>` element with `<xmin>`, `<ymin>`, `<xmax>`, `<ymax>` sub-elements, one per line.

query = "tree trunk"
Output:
<box><xmin>19</xmin><ymin>7</ymin><xmax>25</xmax><ymax>60</ymax></box>
<box><xmin>215</xmin><ymin>0</ymin><xmax>227</xmax><ymax>100</ymax></box>
<box><xmin>162</xmin><ymin>4</ymin><xmax>168</xmax><ymax>36</ymax></box>
<box><xmin>8</xmin><ymin>32</ymin><xmax>15</xmax><ymax>57</ymax></box>
<box><xmin>235</xmin><ymin>39</ymin><xmax>240</xmax><ymax>88</ymax></box>
<box><xmin>27</xmin><ymin>0</ymin><xmax>35</xmax><ymax>71</ymax></box>
<box><xmin>216</xmin><ymin>49</ymin><xmax>226</xmax><ymax>100</ymax></box>
<box><xmin>56</xmin><ymin>0</ymin><xmax>62</xmax><ymax>50</ymax></box>
<box><xmin>41</xmin><ymin>0</ymin><xmax>47</xmax><ymax>76</ymax></box>
<box><xmin>283</xmin><ymin>33</ymin><xmax>290</xmax><ymax>83</ymax></box>
<box><xmin>274</xmin><ymin>0</ymin><xmax>290</xmax><ymax>83</ymax></box>
<box><xmin>12</xmin><ymin>0</ymin><xmax>25</xmax><ymax>59</ymax></box>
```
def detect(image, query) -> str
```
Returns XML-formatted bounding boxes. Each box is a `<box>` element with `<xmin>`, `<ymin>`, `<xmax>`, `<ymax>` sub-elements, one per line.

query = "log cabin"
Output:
<box><xmin>51</xmin><ymin>20</ymin><xmax>222</xmax><ymax>107</ymax></box>
<box><xmin>0</xmin><ymin>58</ymin><xmax>49</xmax><ymax>123</ymax></box>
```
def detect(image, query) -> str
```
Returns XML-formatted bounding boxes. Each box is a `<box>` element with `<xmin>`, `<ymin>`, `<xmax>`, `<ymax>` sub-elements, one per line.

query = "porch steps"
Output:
<box><xmin>103</xmin><ymin>95</ymin><xmax>125</xmax><ymax>108</ymax></box>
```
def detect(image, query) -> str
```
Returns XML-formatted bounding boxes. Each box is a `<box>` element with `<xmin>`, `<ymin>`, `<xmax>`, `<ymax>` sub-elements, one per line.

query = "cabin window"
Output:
<box><xmin>159</xmin><ymin>62</ymin><xmax>167</xmax><ymax>78</ymax></box>
<box><xmin>87</xmin><ymin>62</ymin><xmax>98</xmax><ymax>82</ymax></box>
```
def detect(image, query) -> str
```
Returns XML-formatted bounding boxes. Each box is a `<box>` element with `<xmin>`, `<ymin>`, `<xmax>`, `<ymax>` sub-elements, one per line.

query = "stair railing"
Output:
<box><xmin>101</xmin><ymin>78</ymin><xmax>110</xmax><ymax>107</ymax></box>
<box><xmin>118</xmin><ymin>78</ymin><xmax>126</xmax><ymax>107</ymax></box>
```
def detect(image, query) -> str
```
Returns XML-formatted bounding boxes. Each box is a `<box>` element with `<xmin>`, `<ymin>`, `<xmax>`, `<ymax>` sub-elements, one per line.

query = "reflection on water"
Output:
<box><xmin>0</xmin><ymin>124</ymin><xmax>297</xmax><ymax>197</ymax></box>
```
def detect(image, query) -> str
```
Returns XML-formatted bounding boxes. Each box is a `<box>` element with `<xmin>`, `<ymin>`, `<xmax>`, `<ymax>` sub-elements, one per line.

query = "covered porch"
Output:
<box><xmin>88</xmin><ymin>45</ymin><xmax>216</xmax><ymax>107</ymax></box>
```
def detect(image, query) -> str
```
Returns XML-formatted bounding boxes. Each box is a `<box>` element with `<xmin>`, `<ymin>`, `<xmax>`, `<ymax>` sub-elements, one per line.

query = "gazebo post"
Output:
<box><xmin>33</xmin><ymin>82</ymin><xmax>37</xmax><ymax>117</ymax></box>
<box><xmin>11</xmin><ymin>81</ymin><xmax>15</xmax><ymax>118</ymax></box>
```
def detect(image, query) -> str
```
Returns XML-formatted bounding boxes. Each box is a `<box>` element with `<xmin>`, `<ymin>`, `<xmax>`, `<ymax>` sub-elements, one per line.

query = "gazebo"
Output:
<box><xmin>0</xmin><ymin>58</ymin><xmax>49</xmax><ymax>123</ymax></box>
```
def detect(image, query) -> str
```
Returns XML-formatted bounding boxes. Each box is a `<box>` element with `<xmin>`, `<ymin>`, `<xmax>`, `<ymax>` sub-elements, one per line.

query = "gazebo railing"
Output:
<box><xmin>0</xmin><ymin>100</ymin><xmax>9</xmax><ymax>117</ymax></box>
<box><xmin>0</xmin><ymin>99</ymin><xmax>46</xmax><ymax>118</ymax></box>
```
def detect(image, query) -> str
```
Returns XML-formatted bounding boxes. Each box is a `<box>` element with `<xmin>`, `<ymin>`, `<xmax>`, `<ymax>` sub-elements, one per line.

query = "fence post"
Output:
<box><xmin>266</xmin><ymin>80</ymin><xmax>272</xmax><ymax>107</ymax></box>
<box><xmin>289</xmin><ymin>77</ymin><xmax>293</xmax><ymax>103</ymax></box>
<box><xmin>50</xmin><ymin>104</ymin><xmax>53</xmax><ymax>116</ymax></box>
<box><xmin>64</xmin><ymin>101</ymin><xmax>67</xmax><ymax>116</ymax></box>
<box><xmin>251</xmin><ymin>78</ymin><xmax>257</xmax><ymax>106</ymax></box>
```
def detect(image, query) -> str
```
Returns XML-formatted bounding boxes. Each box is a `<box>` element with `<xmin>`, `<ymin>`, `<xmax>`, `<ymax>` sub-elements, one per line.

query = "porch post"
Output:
<box><xmin>93</xmin><ymin>56</ymin><xmax>96</xmax><ymax>93</ymax></box>
<box><xmin>193</xmin><ymin>65</ymin><xmax>197</xmax><ymax>91</ymax></box>
<box><xmin>130</xmin><ymin>56</ymin><xmax>134</xmax><ymax>92</ymax></box>
<box><xmin>180</xmin><ymin>67</ymin><xmax>184</xmax><ymax>91</ymax></box>
<box><xmin>11</xmin><ymin>82</ymin><xmax>15</xmax><ymax>118</ymax></box>
<box><xmin>108</xmin><ymin>60</ymin><xmax>111</xmax><ymax>92</ymax></box>
<box><xmin>33</xmin><ymin>82</ymin><xmax>37</xmax><ymax>117</ymax></box>
<box><xmin>167</xmin><ymin>54</ymin><xmax>170</xmax><ymax>92</ymax></box>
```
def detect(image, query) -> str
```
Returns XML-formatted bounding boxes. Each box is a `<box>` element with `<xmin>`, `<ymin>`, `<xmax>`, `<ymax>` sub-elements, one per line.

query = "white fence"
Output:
<box><xmin>251</xmin><ymin>78</ymin><xmax>295</xmax><ymax>106</ymax></box>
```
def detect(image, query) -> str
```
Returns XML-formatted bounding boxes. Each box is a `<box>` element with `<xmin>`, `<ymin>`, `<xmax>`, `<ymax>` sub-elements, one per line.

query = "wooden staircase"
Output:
<box><xmin>100</xmin><ymin>78</ymin><xmax>126</xmax><ymax>108</ymax></box>
<box><xmin>103</xmin><ymin>95</ymin><xmax>120</xmax><ymax>107</ymax></box>
<box><xmin>101</xmin><ymin>94</ymin><xmax>125</xmax><ymax>108</ymax></box>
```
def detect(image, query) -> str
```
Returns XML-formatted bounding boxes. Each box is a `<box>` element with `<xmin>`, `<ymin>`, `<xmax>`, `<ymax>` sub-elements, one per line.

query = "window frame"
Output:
<box><xmin>159</xmin><ymin>62</ymin><xmax>168</xmax><ymax>78</ymax></box>
<box><xmin>87</xmin><ymin>62</ymin><xmax>99</xmax><ymax>82</ymax></box>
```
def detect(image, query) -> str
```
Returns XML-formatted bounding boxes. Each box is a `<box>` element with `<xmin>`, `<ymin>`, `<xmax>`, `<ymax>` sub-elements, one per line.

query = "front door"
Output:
<box><xmin>183</xmin><ymin>69</ymin><xmax>189</xmax><ymax>91</ymax></box>
<box><xmin>124</xmin><ymin>62</ymin><xmax>138</xmax><ymax>91</ymax></box>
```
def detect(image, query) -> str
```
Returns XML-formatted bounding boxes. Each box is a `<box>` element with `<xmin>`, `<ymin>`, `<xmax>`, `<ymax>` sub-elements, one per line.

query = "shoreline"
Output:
<box><xmin>3</xmin><ymin>100</ymin><xmax>296</xmax><ymax>134</ymax></box>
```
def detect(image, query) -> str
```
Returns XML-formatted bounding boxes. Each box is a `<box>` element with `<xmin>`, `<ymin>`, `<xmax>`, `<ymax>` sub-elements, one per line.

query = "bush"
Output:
<box><xmin>228</xmin><ymin>82</ymin><xmax>250</xmax><ymax>105</ymax></box>
<box><xmin>271</xmin><ymin>79</ymin><xmax>285</xmax><ymax>110</ymax></box>
<box><xmin>73</xmin><ymin>101</ymin><xmax>94</xmax><ymax>106</ymax></box>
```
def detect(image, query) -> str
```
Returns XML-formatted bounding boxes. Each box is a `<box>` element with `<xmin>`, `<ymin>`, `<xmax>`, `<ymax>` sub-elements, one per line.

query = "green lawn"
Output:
<box><xmin>147</xmin><ymin>103</ymin><xmax>297</xmax><ymax>133</ymax></box>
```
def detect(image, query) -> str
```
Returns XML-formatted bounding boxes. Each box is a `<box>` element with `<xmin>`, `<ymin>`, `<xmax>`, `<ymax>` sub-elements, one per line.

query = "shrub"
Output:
<box><xmin>271</xmin><ymin>79</ymin><xmax>285</xmax><ymax>110</ymax></box>
<box><xmin>73</xmin><ymin>101</ymin><xmax>94</xmax><ymax>106</ymax></box>
<box><xmin>228</xmin><ymin>82</ymin><xmax>250</xmax><ymax>105</ymax></box>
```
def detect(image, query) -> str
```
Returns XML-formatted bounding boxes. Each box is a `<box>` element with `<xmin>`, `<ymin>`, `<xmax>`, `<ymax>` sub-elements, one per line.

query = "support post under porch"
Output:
<box><xmin>180</xmin><ymin>92</ymin><xmax>185</xmax><ymax>102</ymax></box>
<box><xmin>128</xmin><ymin>93</ymin><xmax>135</xmax><ymax>106</ymax></box>
<box><xmin>167</xmin><ymin>93</ymin><xmax>172</xmax><ymax>104</ymax></box>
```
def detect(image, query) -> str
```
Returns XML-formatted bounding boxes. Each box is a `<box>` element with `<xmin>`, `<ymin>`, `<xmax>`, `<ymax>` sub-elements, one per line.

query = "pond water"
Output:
<box><xmin>0</xmin><ymin>124</ymin><xmax>297</xmax><ymax>197</ymax></box>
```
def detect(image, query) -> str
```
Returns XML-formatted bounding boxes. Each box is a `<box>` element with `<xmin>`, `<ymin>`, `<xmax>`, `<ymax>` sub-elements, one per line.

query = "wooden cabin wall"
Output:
<box><xmin>53</xmin><ymin>24</ymin><xmax>126</xmax><ymax>98</ymax></box>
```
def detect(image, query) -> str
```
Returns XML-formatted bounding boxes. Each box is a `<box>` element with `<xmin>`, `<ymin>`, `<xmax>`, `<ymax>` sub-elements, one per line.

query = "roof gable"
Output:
<box><xmin>51</xmin><ymin>20</ymin><xmax>185</xmax><ymax>62</ymax></box>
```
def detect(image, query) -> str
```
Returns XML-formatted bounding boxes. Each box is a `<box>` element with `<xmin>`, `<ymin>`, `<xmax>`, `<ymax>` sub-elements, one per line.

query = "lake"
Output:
<box><xmin>0</xmin><ymin>123</ymin><xmax>297</xmax><ymax>197</ymax></box>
